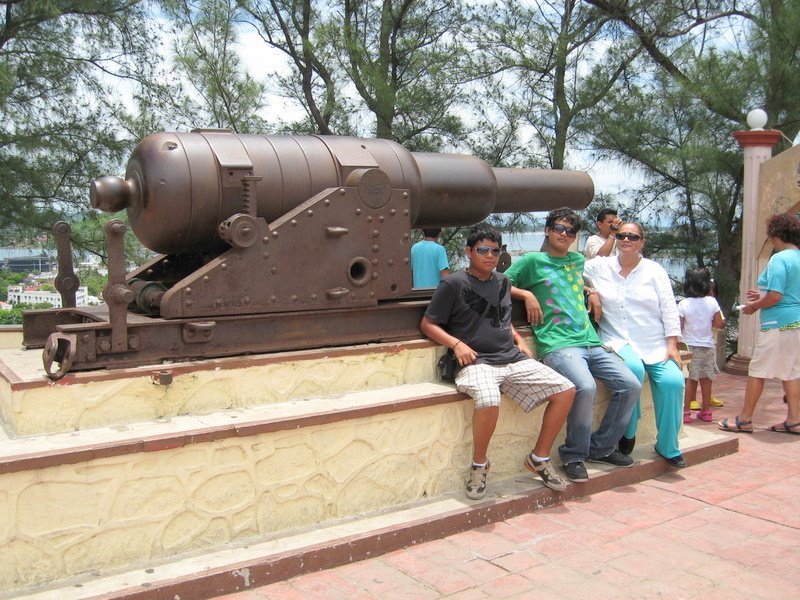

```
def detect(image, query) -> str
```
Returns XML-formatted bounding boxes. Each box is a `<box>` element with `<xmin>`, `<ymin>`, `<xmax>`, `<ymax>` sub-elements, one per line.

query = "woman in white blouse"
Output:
<box><xmin>584</xmin><ymin>222</ymin><xmax>686</xmax><ymax>468</ymax></box>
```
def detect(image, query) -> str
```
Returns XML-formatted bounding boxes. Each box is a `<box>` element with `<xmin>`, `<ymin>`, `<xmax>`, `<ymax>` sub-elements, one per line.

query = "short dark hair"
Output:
<box><xmin>766</xmin><ymin>212</ymin><xmax>800</xmax><ymax>245</ymax></box>
<box><xmin>466</xmin><ymin>222</ymin><xmax>502</xmax><ymax>247</ymax></box>
<box><xmin>684</xmin><ymin>268</ymin><xmax>711</xmax><ymax>298</ymax></box>
<box><xmin>595</xmin><ymin>208</ymin><xmax>618</xmax><ymax>222</ymax></box>
<box><xmin>545</xmin><ymin>207</ymin><xmax>582</xmax><ymax>231</ymax></box>
<box><xmin>421</xmin><ymin>228</ymin><xmax>441</xmax><ymax>238</ymax></box>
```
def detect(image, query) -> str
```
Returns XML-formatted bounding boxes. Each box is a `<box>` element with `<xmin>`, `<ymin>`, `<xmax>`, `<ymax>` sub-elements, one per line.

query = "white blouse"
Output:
<box><xmin>584</xmin><ymin>255</ymin><xmax>681</xmax><ymax>364</ymax></box>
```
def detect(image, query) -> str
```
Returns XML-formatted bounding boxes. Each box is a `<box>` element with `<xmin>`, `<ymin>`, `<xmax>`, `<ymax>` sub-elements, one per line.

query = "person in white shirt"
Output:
<box><xmin>583</xmin><ymin>208</ymin><xmax>623</xmax><ymax>259</ymax></box>
<box><xmin>679</xmin><ymin>269</ymin><xmax>725</xmax><ymax>424</ymax></box>
<box><xmin>584</xmin><ymin>222</ymin><xmax>686</xmax><ymax>468</ymax></box>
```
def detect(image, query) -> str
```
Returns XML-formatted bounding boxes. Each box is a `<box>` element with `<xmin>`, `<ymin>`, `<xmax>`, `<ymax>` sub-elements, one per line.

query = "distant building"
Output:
<box><xmin>7</xmin><ymin>284</ymin><xmax>89</xmax><ymax>308</ymax></box>
<box><xmin>3</xmin><ymin>255</ymin><xmax>54</xmax><ymax>273</ymax></box>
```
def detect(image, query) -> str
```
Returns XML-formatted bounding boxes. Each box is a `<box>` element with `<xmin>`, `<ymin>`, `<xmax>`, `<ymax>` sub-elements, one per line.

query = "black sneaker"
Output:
<box><xmin>618</xmin><ymin>435</ymin><xmax>636</xmax><ymax>455</ymax></box>
<box><xmin>587</xmin><ymin>449</ymin><xmax>634</xmax><ymax>468</ymax></box>
<box><xmin>563</xmin><ymin>461</ymin><xmax>588</xmax><ymax>482</ymax></box>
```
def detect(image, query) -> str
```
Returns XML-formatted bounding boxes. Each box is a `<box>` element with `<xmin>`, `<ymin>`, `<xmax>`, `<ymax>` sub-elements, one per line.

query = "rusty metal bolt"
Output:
<box><xmin>152</xmin><ymin>370</ymin><xmax>173</xmax><ymax>385</ymax></box>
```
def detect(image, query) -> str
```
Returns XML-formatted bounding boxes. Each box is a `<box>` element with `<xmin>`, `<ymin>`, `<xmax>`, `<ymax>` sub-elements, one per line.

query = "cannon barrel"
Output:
<box><xmin>91</xmin><ymin>131</ymin><xmax>593</xmax><ymax>255</ymax></box>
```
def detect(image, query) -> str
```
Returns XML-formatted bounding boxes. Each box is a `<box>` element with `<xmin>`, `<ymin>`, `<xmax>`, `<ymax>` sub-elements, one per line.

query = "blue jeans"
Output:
<box><xmin>617</xmin><ymin>344</ymin><xmax>684</xmax><ymax>459</ymax></box>
<box><xmin>542</xmin><ymin>345</ymin><xmax>641</xmax><ymax>464</ymax></box>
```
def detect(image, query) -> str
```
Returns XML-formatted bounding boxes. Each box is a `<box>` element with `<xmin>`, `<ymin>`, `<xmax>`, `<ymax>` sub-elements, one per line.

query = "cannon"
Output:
<box><xmin>23</xmin><ymin>130</ymin><xmax>593</xmax><ymax>378</ymax></box>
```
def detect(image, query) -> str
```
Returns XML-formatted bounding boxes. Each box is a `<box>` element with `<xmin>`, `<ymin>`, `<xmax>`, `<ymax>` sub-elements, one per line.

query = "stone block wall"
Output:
<box><xmin>0</xmin><ymin>394</ymin><xmax>573</xmax><ymax>591</ymax></box>
<box><xmin>0</xmin><ymin>338</ymin><xmax>659</xmax><ymax>593</ymax></box>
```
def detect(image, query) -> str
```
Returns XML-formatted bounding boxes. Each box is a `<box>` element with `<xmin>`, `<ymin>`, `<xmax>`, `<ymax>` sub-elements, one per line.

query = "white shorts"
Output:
<box><xmin>748</xmin><ymin>327</ymin><xmax>800</xmax><ymax>380</ymax></box>
<box><xmin>455</xmin><ymin>359</ymin><xmax>574</xmax><ymax>412</ymax></box>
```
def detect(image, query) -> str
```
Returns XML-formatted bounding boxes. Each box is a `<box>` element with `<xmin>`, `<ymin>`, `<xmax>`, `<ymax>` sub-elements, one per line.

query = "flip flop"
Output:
<box><xmin>718</xmin><ymin>416</ymin><xmax>753</xmax><ymax>434</ymax></box>
<box><xmin>767</xmin><ymin>421</ymin><xmax>800</xmax><ymax>435</ymax></box>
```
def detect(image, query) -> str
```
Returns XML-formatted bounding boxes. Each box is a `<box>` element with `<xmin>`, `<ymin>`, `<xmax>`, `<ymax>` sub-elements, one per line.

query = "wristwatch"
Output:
<box><xmin>609</xmin><ymin>224</ymin><xmax>619</xmax><ymax>231</ymax></box>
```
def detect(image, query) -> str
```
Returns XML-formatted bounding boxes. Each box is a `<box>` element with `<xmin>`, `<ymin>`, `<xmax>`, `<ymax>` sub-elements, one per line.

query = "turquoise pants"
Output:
<box><xmin>618</xmin><ymin>344</ymin><xmax>684</xmax><ymax>459</ymax></box>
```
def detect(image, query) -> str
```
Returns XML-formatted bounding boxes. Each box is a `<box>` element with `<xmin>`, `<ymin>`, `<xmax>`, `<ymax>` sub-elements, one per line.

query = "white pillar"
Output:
<box><xmin>724</xmin><ymin>123</ymin><xmax>782</xmax><ymax>375</ymax></box>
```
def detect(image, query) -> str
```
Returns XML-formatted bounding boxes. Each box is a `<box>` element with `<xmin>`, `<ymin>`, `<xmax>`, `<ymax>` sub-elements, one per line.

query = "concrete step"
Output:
<box><xmin>0</xmin><ymin>381</ymin><xmax>462</xmax><ymax>475</ymax></box>
<box><xmin>12</xmin><ymin>427</ymin><xmax>736</xmax><ymax>600</ymax></box>
<box><xmin>0</xmin><ymin>340</ymin><xmax>440</xmax><ymax>437</ymax></box>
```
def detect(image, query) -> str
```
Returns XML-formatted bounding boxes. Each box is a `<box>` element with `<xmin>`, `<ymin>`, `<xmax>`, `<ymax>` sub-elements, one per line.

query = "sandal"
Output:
<box><xmin>718</xmin><ymin>416</ymin><xmax>753</xmax><ymax>434</ymax></box>
<box><xmin>767</xmin><ymin>421</ymin><xmax>800</xmax><ymax>435</ymax></box>
<box><xmin>683</xmin><ymin>411</ymin><xmax>692</xmax><ymax>424</ymax></box>
<box><xmin>697</xmin><ymin>410</ymin><xmax>713</xmax><ymax>422</ymax></box>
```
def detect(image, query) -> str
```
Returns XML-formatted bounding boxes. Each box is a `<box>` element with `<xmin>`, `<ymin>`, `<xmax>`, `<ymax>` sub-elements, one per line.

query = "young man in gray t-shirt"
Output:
<box><xmin>420</xmin><ymin>222</ymin><xmax>575</xmax><ymax>499</ymax></box>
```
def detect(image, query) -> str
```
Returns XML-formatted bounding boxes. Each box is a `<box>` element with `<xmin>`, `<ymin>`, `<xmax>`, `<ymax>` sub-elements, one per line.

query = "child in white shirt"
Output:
<box><xmin>679</xmin><ymin>269</ymin><xmax>725</xmax><ymax>423</ymax></box>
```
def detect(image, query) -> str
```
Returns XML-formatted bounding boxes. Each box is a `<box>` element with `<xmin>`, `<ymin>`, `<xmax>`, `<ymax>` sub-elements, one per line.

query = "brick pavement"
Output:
<box><xmin>216</xmin><ymin>373</ymin><xmax>800</xmax><ymax>600</ymax></box>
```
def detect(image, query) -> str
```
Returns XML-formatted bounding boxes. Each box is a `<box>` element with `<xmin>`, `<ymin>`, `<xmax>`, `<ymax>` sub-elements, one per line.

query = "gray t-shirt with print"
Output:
<box><xmin>424</xmin><ymin>269</ymin><xmax>526</xmax><ymax>365</ymax></box>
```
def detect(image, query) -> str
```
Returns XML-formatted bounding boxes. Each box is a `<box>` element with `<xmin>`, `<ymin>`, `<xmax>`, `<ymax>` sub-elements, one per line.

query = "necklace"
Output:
<box><xmin>466</xmin><ymin>267</ymin><xmax>493</xmax><ymax>282</ymax></box>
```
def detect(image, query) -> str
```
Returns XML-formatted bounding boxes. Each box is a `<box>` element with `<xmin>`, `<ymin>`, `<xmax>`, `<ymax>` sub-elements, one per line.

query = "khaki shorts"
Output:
<box><xmin>686</xmin><ymin>345</ymin><xmax>719</xmax><ymax>380</ymax></box>
<box><xmin>455</xmin><ymin>359</ymin><xmax>574</xmax><ymax>411</ymax></box>
<box><xmin>748</xmin><ymin>328</ymin><xmax>800</xmax><ymax>380</ymax></box>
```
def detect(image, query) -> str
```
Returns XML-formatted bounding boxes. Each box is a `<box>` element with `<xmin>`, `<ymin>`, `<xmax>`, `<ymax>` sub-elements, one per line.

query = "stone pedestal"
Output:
<box><xmin>0</xmin><ymin>337</ymin><xmax>739</xmax><ymax>597</ymax></box>
<box><xmin>724</xmin><ymin>353</ymin><xmax>751</xmax><ymax>376</ymax></box>
<box><xmin>0</xmin><ymin>337</ymin><xmax>656</xmax><ymax>594</ymax></box>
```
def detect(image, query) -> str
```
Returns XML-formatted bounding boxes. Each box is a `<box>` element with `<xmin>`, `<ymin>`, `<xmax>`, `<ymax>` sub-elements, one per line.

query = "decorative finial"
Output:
<box><xmin>746</xmin><ymin>109</ymin><xmax>767</xmax><ymax>130</ymax></box>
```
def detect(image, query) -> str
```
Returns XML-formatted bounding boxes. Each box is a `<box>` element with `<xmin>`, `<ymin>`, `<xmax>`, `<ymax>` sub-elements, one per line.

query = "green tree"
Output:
<box><xmin>0</xmin><ymin>1</ymin><xmax>160</xmax><ymax>247</ymax></box>
<box><xmin>578</xmin><ymin>0</ymin><xmax>800</xmax><ymax>315</ymax></box>
<box><xmin>336</xmin><ymin>0</ymin><xmax>468</xmax><ymax>147</ymax></box>
<box><xmin>465</xmin><ymin>0</ymin><xmax>642</xmax><ymax>169</ymax></box>
<box><xmin>78</xmin><ymin>268</ymin><xmax>109</xmax><ymax>298</ymax></box>
<box><xmin>68</xmin><ymin>212</ymin><xmax>155</xmax><ymax>269</ymax></box>
<box><xmin>238</xmin><ymin>0</ymin><xmax>352</xmax><ymax>134</ymax></box>
<box><xmin>0</xmin><ymin>302</ymin><xmax>53</xmax><ymax>325</ymax></box>
<box><xmin>583</xmin><ymin>0</ymin><xmax>800</xmax><ymax>144</ymax></box>
<box><xmin>162</xmin><ymin>0</ymin><xmax>269</xmax><ymax>132</ymax></box>
<box><xmin>0</xmin><ymin>270</ymin><xmax>26</xmax><ymax>301</ymax></box>
<box><xmin>577</xmin><ymin>65</ymin><xmax>745</xmax><ymax>312</ymax></box>
<box><xmin>238</xmin><ymin>0</ymin><xmax>470</xmax><ymax>146</ymax></box>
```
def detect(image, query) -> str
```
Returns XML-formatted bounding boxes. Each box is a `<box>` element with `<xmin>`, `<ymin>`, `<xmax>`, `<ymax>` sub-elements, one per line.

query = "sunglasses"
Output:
<box><xmin>550</xmin><ymin>223</ymin><xmax>578</xmax><ymax>237</ymax></box>
<box><xmin>473</xmin><ymin>245</ymin><xmax>502</xmax><ymax>257</ymax></box>
<box><xmin>615</xmin><ymin>232</ymin><xmax>642</xmax><ymax>241</ymax></box>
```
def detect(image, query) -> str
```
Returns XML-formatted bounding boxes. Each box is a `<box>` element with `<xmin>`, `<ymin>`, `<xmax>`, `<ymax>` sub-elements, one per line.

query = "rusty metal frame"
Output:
<box><xmin>29</xmin><ymin>301</ymin><xmax>429</xmax><ymax>373</ymax></box>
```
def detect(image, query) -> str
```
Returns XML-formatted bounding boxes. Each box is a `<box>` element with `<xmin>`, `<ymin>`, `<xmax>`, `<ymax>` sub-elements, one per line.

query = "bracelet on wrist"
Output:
<box><xmin>452</xmin><ymin>340</ymin><xmax>462</xmax><ymax>350</ymax></box>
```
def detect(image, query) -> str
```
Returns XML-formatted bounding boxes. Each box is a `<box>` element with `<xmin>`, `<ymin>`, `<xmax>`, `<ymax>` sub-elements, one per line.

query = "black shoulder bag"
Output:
<box><xmin>437</xmin><ymin>350</ymin><xmax>459</xmax><ymax>382</ymax></box>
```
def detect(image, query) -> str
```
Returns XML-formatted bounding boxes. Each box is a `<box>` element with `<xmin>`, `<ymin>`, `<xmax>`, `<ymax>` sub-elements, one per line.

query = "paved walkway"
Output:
<box><xmin>217</xmin><ymin>373</ymin><xmax>800</xmax><ymax>600</ymax></box>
